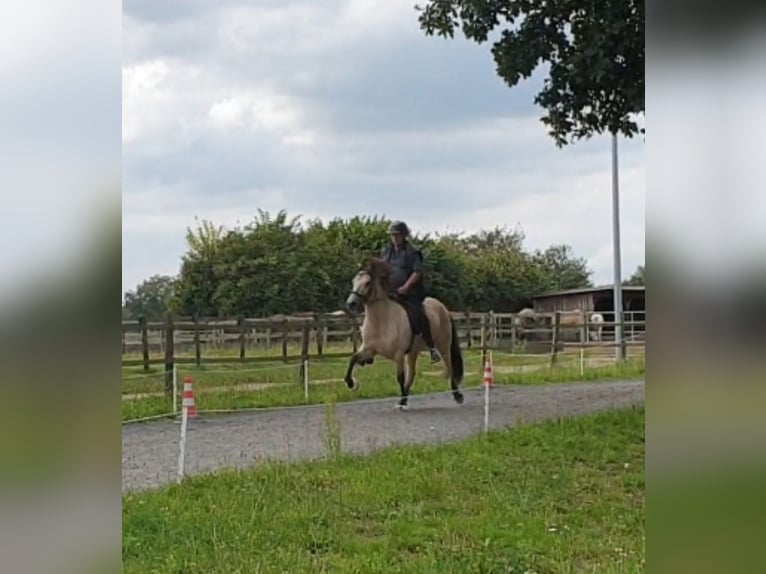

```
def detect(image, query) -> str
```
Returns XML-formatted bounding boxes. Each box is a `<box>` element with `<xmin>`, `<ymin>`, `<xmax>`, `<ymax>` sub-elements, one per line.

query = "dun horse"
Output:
<box><xmin>344</xmin><ymin>258</ymin><xmax>464</xmax><ymax>409</ymax></box>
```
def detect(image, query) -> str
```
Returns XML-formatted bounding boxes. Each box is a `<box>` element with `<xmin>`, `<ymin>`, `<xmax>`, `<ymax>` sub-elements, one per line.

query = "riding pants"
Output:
<box><xmin>399</xmin><ymin>294</ymin><xmax>437</xmax><ymax>350</ymax></box>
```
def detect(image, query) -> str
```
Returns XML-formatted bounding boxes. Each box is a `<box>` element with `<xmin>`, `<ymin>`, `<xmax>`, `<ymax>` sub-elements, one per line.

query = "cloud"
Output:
<box><xmin>1</xmin><ymin>0</ymin><xmax>120</xmax><ymax>303</ymax></box>
<box><xmin>122</xmin><ymin>0</ymin><xmax>645</xmax><ymax>295</ymax></box>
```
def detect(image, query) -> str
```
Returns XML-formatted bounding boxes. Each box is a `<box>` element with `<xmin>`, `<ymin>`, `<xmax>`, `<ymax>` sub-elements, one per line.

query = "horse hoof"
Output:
<box><xmin>453</xmin><ymin>392</ymin><xmax>464</xmax><ymax>404</ymax></box>
<box><xmin>345</xmin><ymin>378</ymin><xmax>359</xmax><ymax>391</ymax></box>
<box><xmin>396</xmin><ymin>403</ymin><xmax>409</xmax><ymax>411</ymax></box>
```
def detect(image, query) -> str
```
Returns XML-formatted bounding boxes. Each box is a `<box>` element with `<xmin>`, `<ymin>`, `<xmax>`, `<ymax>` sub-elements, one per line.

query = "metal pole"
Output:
<box><xmin>611</xmin><ymin>131</ymin><xmax>625</xmax><ymax>360</ymax></box>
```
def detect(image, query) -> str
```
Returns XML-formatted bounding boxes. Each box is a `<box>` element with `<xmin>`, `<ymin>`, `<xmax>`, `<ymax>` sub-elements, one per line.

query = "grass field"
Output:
<box><xmin>121</xmin><ymin>347</ymin><xmax>645</xmax><ymax>421</ymax></box>
<box><xmin>122</xmin><ymin>405</ymin><xmax>645</xmax><ymax>573</ymax></box>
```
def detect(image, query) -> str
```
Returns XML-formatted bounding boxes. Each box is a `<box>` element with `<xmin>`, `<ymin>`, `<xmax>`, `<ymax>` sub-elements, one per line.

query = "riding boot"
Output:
<box><xmin>419</xmin><ymin>310</ymin><xmax>441</xmax><ymax>364</ymax></box>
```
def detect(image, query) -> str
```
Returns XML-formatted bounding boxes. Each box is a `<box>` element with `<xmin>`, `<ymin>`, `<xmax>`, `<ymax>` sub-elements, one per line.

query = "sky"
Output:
<box><xmin>122</xmin><ymin>0</ymin><xmax>646</xmax><ymax>297</ymax></box>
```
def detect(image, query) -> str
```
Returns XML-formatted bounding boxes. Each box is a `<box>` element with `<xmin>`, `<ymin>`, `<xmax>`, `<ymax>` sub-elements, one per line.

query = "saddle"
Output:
<box><xmin>388</xmin><ymin>294</ymin><xmax>423</xmax><ymax>352</ymax></box>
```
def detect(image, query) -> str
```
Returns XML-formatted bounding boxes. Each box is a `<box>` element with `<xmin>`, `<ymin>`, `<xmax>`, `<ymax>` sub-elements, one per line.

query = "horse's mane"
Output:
<box><xmin>364</xmin><ymin>257</ymin><xmax>392</xmax><ymax>288</ymax></box>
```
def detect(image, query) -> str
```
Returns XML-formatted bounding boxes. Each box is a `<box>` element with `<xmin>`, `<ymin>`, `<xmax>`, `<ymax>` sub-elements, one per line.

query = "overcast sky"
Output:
<box><xmin>122</xmin><ymin>0</ymin><xmax>645</xmax><ymax>297</ymax></box>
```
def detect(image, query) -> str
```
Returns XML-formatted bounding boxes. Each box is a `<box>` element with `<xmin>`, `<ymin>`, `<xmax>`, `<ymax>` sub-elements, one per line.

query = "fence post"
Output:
<box><xmin>193</xmin><ymin>315</ymin><xmax>201</xmax><ymax>366</ymax></box>
<box><xmin>281</xmin><ymin>319</ymin><xmax>288</xmax><ymax>363</ymax></box>
<box><xmin>299</xmin><ymin>322</ymin><xmax>310</xmax><ymax>382</ymax></box>
<box><xmin>238</xmin><ymin>315</ymin><xmax>246</xmax><ymax>361</ymax></box>
<box><xmin>316</xmin><ymin>318</ymin><xmax>325</xmax><ymax>357</ymax></box>
<box><xmin>549</xmin><ymin>311</ymin><xmax>561</xmax><ymax>368</ymax></box>
<box><xmin>619</xmin><ymin>310</ymin><xmax>628</xmax><ymax>360</ymax></box>
<box><xmin>510</xmin><ymin>312</ymin><xmax>517</xmax><ymax>352</ymax></box>
<box><xmin>465</xmin><ymin>312</ymin><xmax>472</xmax><ymax>349</ymax></box>
<box><xmin>164</xmin><ymin>313</ymin><xmax>175</xmax><ymax>397</ymax></box>
<box><xmin>139</xmin><ymin>315</ymin><xmax>150</xmax><ymax>372</ymax></box>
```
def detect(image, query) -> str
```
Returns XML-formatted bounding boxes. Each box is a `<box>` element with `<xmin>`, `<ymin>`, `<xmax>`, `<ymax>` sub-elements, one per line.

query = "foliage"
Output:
<box><xmin>122</xmin><ymin>406</ymin><xmax>645</xmax><ymax>573</ymax></box>
<box><xmin>624</xmin><ymin>264</ymin><xmax>645</xmax><ymax>286</ymax></box>
<box><xmin>133</xmin><ymin>212</ymin><xmax>592</xmax><ymax>318</ymax></box>
<box><xmin>532</xmin><ymin>244</ymin><xmax>593</xmax><ymax>291</ymax></box>
<box><xmin>416</xmin><ymin>0</ymin><xmax>645</xmax><ymax>147</ymax></box>
<box><xmin>122</xmin><ymin>274</ymin><xmax>178</xmax><ymax>320</ymax></box>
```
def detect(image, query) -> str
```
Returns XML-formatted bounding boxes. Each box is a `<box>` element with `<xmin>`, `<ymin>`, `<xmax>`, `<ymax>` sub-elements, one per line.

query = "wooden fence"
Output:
<box><xmin>122</xmin><ymin>310</ymin><xmax>645</xmax><ymax>395</ymax></box>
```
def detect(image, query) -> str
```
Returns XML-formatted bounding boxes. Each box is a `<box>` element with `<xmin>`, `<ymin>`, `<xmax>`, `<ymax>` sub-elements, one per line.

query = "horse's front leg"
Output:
<box><xmin>344</xmin><ymin>345</ymin><xmax>374</xmax><ymax>391</ymax></box>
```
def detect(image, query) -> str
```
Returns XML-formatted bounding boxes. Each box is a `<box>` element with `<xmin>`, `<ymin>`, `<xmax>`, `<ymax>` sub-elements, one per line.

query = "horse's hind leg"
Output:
<box><xmin>435</xmin><ymin>321</ymin><xmax>463</xmax><ymax>404</ymax></box>
<box><xmin>397</xmin><ymin>353</ymin><xmax>418</xmax><ymax>410</ymax></box>
<box><xmin>450</xmin><ymin>373</ymin><xmax>464</xmax><ymax>404</ymax></box>
<box><xmin>444</xmin><ymin>349</ymin><xmax>464</xmax><ymax>404</ymax></box>
<box><xmin>396</xmin><ymin>359</ymin><xmax>407</xmax><ymax>409</ymax></box>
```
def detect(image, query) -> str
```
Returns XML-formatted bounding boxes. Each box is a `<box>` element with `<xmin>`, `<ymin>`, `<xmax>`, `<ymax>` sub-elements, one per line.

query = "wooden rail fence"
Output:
<box><xmin>122</xmin><ymin>311</ymin><xmax>645</xmax><ymax>396</ymax></box>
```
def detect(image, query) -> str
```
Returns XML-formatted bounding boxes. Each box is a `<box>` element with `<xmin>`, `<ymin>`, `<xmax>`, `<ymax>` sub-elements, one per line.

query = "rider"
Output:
<box><xmin>380</xmin><ymin>220</ymin><xmax>441</xmax><ymax>364</ymax></box>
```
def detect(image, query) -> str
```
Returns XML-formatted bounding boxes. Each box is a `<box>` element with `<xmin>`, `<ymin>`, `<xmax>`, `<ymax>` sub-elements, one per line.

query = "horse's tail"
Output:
<box><xmin>449</xmin><ymin>317</ymin><xmax>464</xmax><ymax>383</ymax></box>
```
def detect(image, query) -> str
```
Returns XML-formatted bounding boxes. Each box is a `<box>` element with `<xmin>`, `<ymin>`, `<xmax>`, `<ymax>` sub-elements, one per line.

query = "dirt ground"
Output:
<box><xmin>122</xmin><ymin>379</ymin><xmax>645</xmax><ymax>492</ymax></box>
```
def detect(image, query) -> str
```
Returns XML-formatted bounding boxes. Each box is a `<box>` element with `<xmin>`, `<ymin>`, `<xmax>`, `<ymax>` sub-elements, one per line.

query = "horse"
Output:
<box><xmin>344</xmin><ymin>258</ymin><xmax>464</xmax><ymax>409</ymax></box>
<box><xmin>515</xmin><ymin>308</ymin><xmax>605</xmax><ymax>342</ymax></box>
<box><xmin>589</xmin><ymin>312</ymin><xmax>604</xmax><ymax>341</ymax></box>
<box><xmin>513</xmin><ymin>307</ymin><xmax>541</xmax><ymax>341</ymax></box>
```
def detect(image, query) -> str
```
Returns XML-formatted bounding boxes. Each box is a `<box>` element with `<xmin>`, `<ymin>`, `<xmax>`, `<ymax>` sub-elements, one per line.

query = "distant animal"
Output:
<box><xmin>589</xmin><ymin>312</ymin><xmax>605</xmax><ymax>341</ymax></box>
<box><xmin>344</xmin><ymin>258</ymin><xmax>464</xmax><ymax>409</ymax></box>
<box><xmin>513</xmin><ymin>307</ymin><xmax>542</xmax><ymax>340</ymax></box>
<box><xmin>557</xmin><ymin>310</ymin><xmax>607</xmax><ymax>342</ymax></box>
<box><xmin>514</xmin><ymin>308</ymin><xmax>605</xmax><ymax>342</ymax></box>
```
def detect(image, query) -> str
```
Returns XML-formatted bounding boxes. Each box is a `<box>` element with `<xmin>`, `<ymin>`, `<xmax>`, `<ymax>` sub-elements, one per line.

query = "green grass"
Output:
<box><xmin>122</xmin><ymin>405</ymin><xmax>645</xmax><ymax>573</ymax></box>
<box><xmin>121</xmin><ymin>349</ymin><xmax>645</xmax><ymax>421</ymax></box>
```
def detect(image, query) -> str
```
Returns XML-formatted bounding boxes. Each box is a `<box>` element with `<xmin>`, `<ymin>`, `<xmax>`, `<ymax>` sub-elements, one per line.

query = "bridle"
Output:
<box><xmin>350</xmin><ymin>288</ymin><xmax>370</xmax><ymax>303</ymax></box>
<box><xmin>349</xmin><ymin>271</ymin><xmax>376</xmax><ymax>304</ymax></box>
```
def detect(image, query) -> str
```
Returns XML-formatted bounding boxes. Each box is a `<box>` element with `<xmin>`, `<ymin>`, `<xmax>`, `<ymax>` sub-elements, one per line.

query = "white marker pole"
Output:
<box><xmin>177</xmin><ymin>404</ymin><xmax>188</xmax><ymax>483</ymax></box>
<box><xmin>483</xmin><ymin>351</ymin><xmax>491</xmax><ymax>434</ymax></box>
<box><xmin>303</xmin><ymin>359</ymin><xmax>309</xmax><ymax>403</ymax></box>
<box><xmin>580</xmin><ymin>347</ymin><xmax>585</xmax><ymax>377</ymax></box>
<box><xmin>172</xmin><ymin>364</ymin><xmax>178</xmax><ymax>414</ymax></box>
<box><xmin>483</xmin><ymin>378</ymin><xmax>489</xmax><ymax>433</ymax></box>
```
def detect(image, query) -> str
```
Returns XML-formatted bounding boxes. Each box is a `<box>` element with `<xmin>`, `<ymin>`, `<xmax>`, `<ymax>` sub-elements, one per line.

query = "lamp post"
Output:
<box><xmin>611</xmin><ymin>131</ymin><xmax>625</xmax><ymax>360</ymax></box>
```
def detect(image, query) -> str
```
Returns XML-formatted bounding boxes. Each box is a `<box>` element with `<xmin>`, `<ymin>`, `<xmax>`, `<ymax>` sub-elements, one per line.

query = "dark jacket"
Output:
<box><xmin>380</xmin><ymin>242</ymin><xmax>425</xmax><ymax>298</ymax></box>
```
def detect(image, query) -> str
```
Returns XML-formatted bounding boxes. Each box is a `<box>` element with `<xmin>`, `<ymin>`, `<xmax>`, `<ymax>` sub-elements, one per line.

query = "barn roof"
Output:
<box><xmin>533</xmin><ymin>285</ymin><xmax>645</xmax><ymax>299</ymax></box>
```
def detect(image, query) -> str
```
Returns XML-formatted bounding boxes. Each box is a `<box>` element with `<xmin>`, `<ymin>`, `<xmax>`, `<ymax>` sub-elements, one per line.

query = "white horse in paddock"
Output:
<box><xmin>589</xmin><ymin>313</ymin><xmax>604</xmax><ymax>342</ymax></box>
<box><xmin>553</xmin><ymin>309</ymin><xmax>607</xmax><ymax>342</ymax></box>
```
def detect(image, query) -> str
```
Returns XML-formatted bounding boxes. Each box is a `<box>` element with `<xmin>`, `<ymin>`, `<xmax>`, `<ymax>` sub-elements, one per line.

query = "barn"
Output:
<box><xmin>532</xmin><ymin>285</ymin><xmax>645</xmax><ymax>340</ymax></box>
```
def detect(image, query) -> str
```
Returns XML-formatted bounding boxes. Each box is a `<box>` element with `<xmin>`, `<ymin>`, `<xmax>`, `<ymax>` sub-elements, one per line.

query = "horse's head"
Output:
<box><xmin>345</xmin><ymin>258</ymin><xmax>392</xmax><ymax>314</ymax></box>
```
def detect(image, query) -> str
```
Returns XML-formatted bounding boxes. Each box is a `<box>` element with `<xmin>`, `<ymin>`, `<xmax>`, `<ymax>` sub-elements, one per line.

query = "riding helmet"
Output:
<box><xmin>388</xmin><ymin>220</ymin><xmax>410</xmax><ymax>236</ymax></box>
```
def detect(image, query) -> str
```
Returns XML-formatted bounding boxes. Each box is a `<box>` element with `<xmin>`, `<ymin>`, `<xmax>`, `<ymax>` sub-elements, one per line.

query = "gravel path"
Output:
<box><xmin>122</xmin><ymin>379</ymin><xmax>645</xmax><ymax>493</ymax></box>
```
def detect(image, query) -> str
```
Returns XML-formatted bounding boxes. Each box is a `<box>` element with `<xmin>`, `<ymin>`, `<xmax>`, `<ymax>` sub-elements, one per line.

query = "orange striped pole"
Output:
<box><xmin>182</xmin><ymin>376</ymin><xmax>198</xmax><ymax>417</ymax></box>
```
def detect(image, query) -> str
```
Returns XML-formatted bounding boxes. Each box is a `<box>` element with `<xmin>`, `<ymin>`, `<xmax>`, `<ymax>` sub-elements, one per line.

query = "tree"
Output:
<box><xmin>417</xmin><ymin>0</ymin><xmax>644</xmax><ymax>146</ymax></box>
<box><xmin>531</xmin><ymin>244</ymin><xmax>593</xmax><ymax>291</ymax></box>
<box><xmin>185</xmin><ymin>217</ymin><xmax>225</xmax><ymax>260</ymax></box>
<box><xmin>174</xmin><ymin>218</ymin><xmax>227</xmax><ymax>317</ymax></box>
<box><xmin>123</xmin><ymin>275</ymin><xmax>178</xmax><ymax>320</ymax></box>
<box><xmin>624</xmin><ymin>264</ymin><xmax>645</xmax><ymax>286</ymax></box>
<box><xmin>169</xmin><ymin>212</ymin><xmax>594</xmax><ymax>316</ymax></box>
